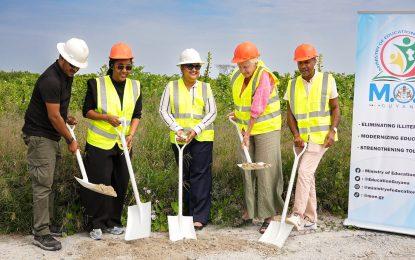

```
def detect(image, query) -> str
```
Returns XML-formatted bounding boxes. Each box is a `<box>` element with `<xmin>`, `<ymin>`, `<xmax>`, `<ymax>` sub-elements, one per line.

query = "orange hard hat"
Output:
<box><xmin>294</xmin><ymin>44</ymin><xmax>318</xmax><ymax>61</ymax></box>
<box><xmin>109</xmin><ymin>42</ymin><xmax>133</xmax><ymax>59</ymax></box>
<box><xmin>232</xmin><ymin>41</ymin><xmax>260</xmax><ymax>63</ymax></box>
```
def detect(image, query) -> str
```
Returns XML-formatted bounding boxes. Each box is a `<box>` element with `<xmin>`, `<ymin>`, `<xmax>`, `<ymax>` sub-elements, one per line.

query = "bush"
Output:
<box><xmin>0</xmin><ymin>68</ymin><xmax>354</xmax><ymax>234</ymax></box>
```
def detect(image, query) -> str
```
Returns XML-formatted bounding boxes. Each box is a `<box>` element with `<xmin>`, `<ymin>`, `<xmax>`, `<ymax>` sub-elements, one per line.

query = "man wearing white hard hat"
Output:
<box><xmin>159</xmin><ymin>48</ymin><xmax>217</xmax><ymax>230</ymax></box>
<box><xmin>22</xmin><ymin>38</ymin><xmax>89</xmax><ymax>251</ymax></box>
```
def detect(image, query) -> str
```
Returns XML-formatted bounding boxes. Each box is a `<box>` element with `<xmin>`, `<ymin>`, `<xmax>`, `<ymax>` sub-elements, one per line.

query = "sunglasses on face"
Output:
<box><xmin>115</xmin><ymin>64</ymin><xmax>133</xmax><ymax>71</ymax></box>
<box><xmin>68</xmin><ymin>62</ymin><xmax>79</xmax><ymax>71</ymax></box>
<box><xmin>184</xmin><ymin>64</ymin><xmax>202</xmax><ymax>70</ymax></box>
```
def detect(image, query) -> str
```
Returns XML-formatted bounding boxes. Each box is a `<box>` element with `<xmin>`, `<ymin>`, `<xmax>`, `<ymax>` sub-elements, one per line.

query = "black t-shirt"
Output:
<box><xmin>82</xmin><ymin>77</ymin><xmax>142</xmax><ymax>119</ymax></box>
<box><xmin>22</xmin><ymin>61</ymin><xmax>73</xmax><ymax>141</ymax></box>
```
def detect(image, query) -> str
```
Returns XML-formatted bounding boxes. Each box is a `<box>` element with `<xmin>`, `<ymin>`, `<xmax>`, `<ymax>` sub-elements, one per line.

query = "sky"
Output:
<box><xmin>0</xmin><ymin>0</ymin><xmax>414</xmax><ymax>76</ymax></box>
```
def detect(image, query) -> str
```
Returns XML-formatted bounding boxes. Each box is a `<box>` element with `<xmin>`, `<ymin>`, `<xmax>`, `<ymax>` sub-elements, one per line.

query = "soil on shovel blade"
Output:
<box><xmin>1</xmin><ymin>214</ymin><xmax>414</xmax><ymax>259</ymax></box>
<box><xmin>96</xmin><ymin>184</ymin><xmax>117</xmax><ymax>196</ymax></box>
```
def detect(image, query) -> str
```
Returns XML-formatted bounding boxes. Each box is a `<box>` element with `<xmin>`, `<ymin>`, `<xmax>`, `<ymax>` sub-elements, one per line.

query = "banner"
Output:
<box><xmin>344</xmin><ymin>12</ymin><xmax>415</xmax><ymax>235</ymax></box>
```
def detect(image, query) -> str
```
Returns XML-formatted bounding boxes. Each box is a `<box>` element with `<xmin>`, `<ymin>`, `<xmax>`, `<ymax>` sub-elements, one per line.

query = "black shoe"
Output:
<box><xmin>49</xmin><ymin>225</ymin><xmax>64</xmax><ymax>237</ymax></box>
<box><xmin>259</xmin><ymin>221</ymin><xmax>270</xmax><ymax>234</ymax></box>
<box><xmin>33</xmin><ymin>234</ymin><xmax>62</xmax><ymax>251</ymax></box>
<box><xmin>194</xmin><ymin>225</ymin><xmax>204</xmax><ymax>230</ymax></box>
<box><xmin>194</xmin><ymin>223</ymin><xmax>205</xmax><ymax>230</ymax></box>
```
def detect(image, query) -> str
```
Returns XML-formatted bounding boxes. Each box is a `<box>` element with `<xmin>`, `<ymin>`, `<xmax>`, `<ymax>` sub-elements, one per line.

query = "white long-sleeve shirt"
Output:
<box><xmin>159</xmin><ymin>80</ymin><xmax>217</xmax><ymax>135</ymax></box>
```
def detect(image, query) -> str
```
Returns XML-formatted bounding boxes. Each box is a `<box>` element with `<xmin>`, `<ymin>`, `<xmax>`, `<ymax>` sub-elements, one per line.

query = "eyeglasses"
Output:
<box><xmin>184</xmin><ymin>64</ymin><xmax>202</xmax><ymax>71</ymax></box>
<box><xmin>115</xmin><ymin>64</ymin><xmax>133</xmax><ymax>71</ymax></box>
<box><xmin>68</xmin><ymin>62</ymin><xmax>79</xmax><ymax>71</ymax></box>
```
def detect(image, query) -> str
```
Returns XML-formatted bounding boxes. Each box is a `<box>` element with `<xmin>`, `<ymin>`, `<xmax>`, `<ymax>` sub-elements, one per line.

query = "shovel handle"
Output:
<box><xmin>66</xmin><ymin>124</ymin><xmax>89</xmax><ymax>182</ymax></box>
<box><xmin>281</xmin><ymin>143</ymin><xmax>308</xmax><ymax>223</ymax></box>
<box><xmin>174</xmin><ymin>137</ymin><xmax>187</xmax><ymax>217</ymax></box>
<box><xmin>116</xmin><ymin>118</ymin><xmax>142</xmax><ymax>206</ymax></box>
<box><xmin>229</xmin><ymin>117</ymin><xmax>253</xmax><ymax>164</ymax></box>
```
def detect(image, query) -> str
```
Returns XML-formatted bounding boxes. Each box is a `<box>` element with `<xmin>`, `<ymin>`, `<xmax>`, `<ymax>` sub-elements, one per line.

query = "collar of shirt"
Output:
<box><xmin>301</xmin><ymin>71</ymin><xmax>317</xmax><ymax>87</ymax></box>
<box><xmin>110</xmin><ymin>77</ymin><xmax>126</xmax><ymax>89</ymax></box>
<box><xmin>187</xmin><ymin>80</ymin><xmax>198</xmax><ymax>90</ymax></box>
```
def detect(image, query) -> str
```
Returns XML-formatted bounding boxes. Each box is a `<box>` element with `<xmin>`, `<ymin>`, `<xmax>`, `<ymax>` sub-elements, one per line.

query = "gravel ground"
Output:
<box><xmin>1</xmin><ymin>215</ymin><xmax>414</xmax><ymax>259</ymax></box>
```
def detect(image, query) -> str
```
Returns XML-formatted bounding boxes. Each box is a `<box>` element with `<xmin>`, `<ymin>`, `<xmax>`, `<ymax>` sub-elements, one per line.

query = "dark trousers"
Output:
<box><xmin>23</xmin><ymin>134</ymin><xmax>60</xmax><ymax>236</ymax></box>
<box><xmin>172</xmin><ymin>140</ymin><xmax>213</xmax><ymax>224</ymax></box>
<box><xmin>81</xmin><ymin>143</ymin><xmax>130</xmax><ymax>231</ymax></box>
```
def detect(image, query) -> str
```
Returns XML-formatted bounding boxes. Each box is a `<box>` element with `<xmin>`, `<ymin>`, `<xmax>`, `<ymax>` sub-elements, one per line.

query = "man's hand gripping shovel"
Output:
<box><xmin>66</xmin><ymin>123</ymin><xmax>117</xmax><ymax>197</ymax></box>
<box><xmin>259</xmin><ymin>143</ymin><xmax>308</xmax><ymax>248</ymax></box>
<box><xmin>115</xmin><ymin>118</ymin><xmax>151</xmax><ymax>240</ymax></box>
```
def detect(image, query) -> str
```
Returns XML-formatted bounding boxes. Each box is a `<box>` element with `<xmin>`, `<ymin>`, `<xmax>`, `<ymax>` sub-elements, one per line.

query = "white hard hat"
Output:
<box><xmin>57</xmin><ymin>38</ymin><xmax>89</xmax><ymax>68</ymax></box>
<box><xmin>177</xmin><ymin>48</ymin><xmax>205</xmax><ymax>66</ymax></box>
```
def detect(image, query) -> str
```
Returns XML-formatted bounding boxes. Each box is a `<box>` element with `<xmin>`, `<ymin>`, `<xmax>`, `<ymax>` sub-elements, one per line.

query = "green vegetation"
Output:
<box><xmin>0</xmin><ymin>66</ymin><xmax>354</xmax><ymax>234</ymax></box>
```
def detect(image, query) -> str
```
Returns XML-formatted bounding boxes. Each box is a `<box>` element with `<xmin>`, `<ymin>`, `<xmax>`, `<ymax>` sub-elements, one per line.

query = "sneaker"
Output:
<box><xmin>285</xmin><ymin>214</ymin><xmax>303</xmax><ymax>231</ymax></box>
<box><xmin>303</xmin><ymin>217</ymin><xmax>317</xmax><ymax>230</ymax></box>
<box><xmin>105</xmin><ymin>226</ymin><xmax>124</xmax><ymax>235</ymax></box>
<box><xmin>33</xmin><ymin>234</ymin><xmax>62</xmax><ymax>251</ymax></box>
<box><xmin>89</xmin><ymin>229</ymin><xmax>102</xmax><ymax>240</ymax></box>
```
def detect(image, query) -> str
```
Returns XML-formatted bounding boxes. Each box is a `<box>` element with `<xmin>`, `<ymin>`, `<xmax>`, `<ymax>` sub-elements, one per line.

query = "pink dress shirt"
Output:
<box><xmin>250</xmin><ymin>72</ymin><xmax>274</xmax><ymax>118</ymax></box>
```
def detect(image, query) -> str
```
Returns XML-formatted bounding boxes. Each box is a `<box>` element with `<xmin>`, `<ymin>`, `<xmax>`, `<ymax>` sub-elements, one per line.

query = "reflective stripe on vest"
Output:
<box><xmin>98</xmin><ymin>77</ymin><xmax>108</xmax><ymax>114</ymax></box>
<box><xmin>298</xmin><ymin>125</ymin><xmax>331</xmax><ymax>135</ymax></box>
<box><xmin>88</xmin><ymin>123</ymin><xmax>118</xmax><ymax>139</ymax></box>
<box><xmin>235</xmin><ymin>110</ymin><xmax>282</xmax><ymax>125</ymax></box>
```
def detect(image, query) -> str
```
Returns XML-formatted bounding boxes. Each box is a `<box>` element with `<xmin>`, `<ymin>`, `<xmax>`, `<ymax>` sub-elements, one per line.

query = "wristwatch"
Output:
<box><xmin>65</xmin><ymin>137</ymin><xmax>74</xmax><ymax>144</ymax></box>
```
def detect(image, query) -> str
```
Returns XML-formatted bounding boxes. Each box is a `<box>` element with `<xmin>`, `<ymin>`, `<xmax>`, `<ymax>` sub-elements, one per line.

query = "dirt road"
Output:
<box><xmin>1</xmin><ymin>215</ymin><xmax>414</xmax><ymax>259</ymax></box>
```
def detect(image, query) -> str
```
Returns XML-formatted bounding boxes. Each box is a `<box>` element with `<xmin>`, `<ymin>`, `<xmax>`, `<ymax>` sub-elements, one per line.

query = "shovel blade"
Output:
<box><xmin>259</xmin><ymin>221</ymin><xmax>293</xmax><ymax>248</ymax></box>
<box><xmin>125</xmin><ymin>202</ymin><xmax>152</xmax><ymax>241</ymax></box>
<box><xmin>75</xmin><ymin>177</ymin><xmax>117</xmax><ymax>197</ymax></box>
<box><xmin>167</xmin><ymin>215</ymin><xmax>196</xmax><ymax>242</ymax></box>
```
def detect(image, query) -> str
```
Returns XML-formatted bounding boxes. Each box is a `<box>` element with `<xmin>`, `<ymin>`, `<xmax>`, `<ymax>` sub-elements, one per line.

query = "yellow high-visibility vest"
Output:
<box><xmin>286</xmin><ymin>72</ymin><xmax>338</xmax><ymax>144</ymax></box>
<box><xmin>87</xmin><ymin>76</ymin><xmax>140</xmax><ymax>150</ymax></box>
<box><xmin>230</xmin><ymin>60</ymin><xmax>281</xmax><ymax>135</ymax></box>
<box><xmin>168</xmin><ymin>78</ymin><xmax>214</xmax><ymax>143</ymax></box>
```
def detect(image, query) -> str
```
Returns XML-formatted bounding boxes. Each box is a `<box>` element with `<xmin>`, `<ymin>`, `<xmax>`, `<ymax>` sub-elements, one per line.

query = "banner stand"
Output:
<box><xmin>345</xmin><ymin>11</ymin><xmax>415</xmax><ymax>236</ymax></box>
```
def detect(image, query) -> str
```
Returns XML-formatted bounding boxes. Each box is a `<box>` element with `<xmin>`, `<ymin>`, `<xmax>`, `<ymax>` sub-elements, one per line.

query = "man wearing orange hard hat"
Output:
<box><xmin>229</xmin><ymin>42</ymin><xmax>284</xmax><ymax>234</ymax></box>
<box><xmin>284</xmin><ymin>44</ymin><xmax>340</xmax><ymax>231</ymax></box>
<box><xmin>82</xmin><ymin>42</ymin><xmax>142</xmax><ymax>240</ymax></box>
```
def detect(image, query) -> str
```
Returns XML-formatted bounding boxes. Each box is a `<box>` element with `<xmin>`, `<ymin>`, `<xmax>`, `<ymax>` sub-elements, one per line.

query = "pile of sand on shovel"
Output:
<box><xmin>240</xmin><ymin>162</ymin><xmax>272</xmax><ymax>170</ymax></box>
<box><xmin>93</xmin><ymin>184</ymin><xmax>117</xmax><ymax>197</ymax></box>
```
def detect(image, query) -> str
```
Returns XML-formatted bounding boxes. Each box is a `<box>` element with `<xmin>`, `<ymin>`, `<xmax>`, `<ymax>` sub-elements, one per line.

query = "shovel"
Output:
<box><xmin>66</xmin><ymin>124</ymin><xmax>117</xmax><ymax>197</ymax></box>
<box><xmin>115</xmin><ymin>119</ymin><xmax>151</xmax><ymax>240</ymax></box>
<box><xmin>168</xmin><ymin>136</ymin><xmax>197</xmax><ymax>242</ymax></box>
<box><xmin>229</xmin><ymin>117</ymin><xmax>271</xmax><ymax>170</ymax></box>
<box><xmin>259</xmin><ymin>143</ymin><xmax>307</xmax><ymax>247</ymax></box>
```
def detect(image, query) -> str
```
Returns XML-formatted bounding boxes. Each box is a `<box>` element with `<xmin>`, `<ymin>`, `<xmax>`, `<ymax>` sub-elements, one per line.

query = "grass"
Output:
<box><xmin>0</xmin><ymin>109</ymin><xmax>352</xmax><ymax>234</ymax></box>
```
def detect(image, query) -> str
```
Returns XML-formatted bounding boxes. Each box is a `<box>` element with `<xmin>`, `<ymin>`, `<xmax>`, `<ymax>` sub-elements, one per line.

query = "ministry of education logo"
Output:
<box><xmin>373</xmin><ymin>31</ymin><xmax>415</xmax><ymax>82</ymax></box>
